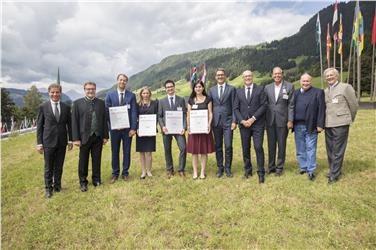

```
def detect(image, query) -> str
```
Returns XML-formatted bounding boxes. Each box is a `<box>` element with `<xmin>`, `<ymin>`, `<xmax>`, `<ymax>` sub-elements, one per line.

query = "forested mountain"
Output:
<box><xmin>5</xmin><ymin>88</ymin><xmax>72</xmax><ymax>107</ymax></box>
<box><xmin>97</xmin><ymin>1</ymin><xmax>374</xmax><ymax>98</ymax></box>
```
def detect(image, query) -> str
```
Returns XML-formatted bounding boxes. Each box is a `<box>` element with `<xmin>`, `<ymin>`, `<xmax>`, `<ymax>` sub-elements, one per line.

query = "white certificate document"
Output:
<box><xmin>109</xmin><ymin>106</ymin><xmax>130</xmax><ymax>130</ymax></box>
<box><xmin>190</xmin><ymin>109</ymin><xmax>208</xmax><ymax>134</ymax></box>
<box><xmin>138</xmin><ymin>114</ymin><xmax>156</xmax><ymax>136</ymax></box>
<box><xmin>165</xmin><ymin>111</ymin><xmax>183</xmax><ymax>134</ymax></box>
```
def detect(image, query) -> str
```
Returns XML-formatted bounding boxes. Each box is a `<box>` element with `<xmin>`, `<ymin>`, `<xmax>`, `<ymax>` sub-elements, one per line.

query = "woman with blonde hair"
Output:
<box><xmin>136</xmin><ymin>86</ymin><xmax>158</xmax><ymax>179</ymax></box>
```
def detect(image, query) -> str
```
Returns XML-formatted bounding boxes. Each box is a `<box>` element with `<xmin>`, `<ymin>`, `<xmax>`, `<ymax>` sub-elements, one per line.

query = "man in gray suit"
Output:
<box><xmin>208</xmin><ymin>68</ymin><xmax>237</xmax><ymax>177</ymax></box>
<box><xmin>324</xmin><ymin>68</ymin><xmax>358</xmax><ymax>184</ymax></box>
<box><xmin>264</xmin><ymin>67</ymin><xmax>294</xmax><ymax>176</ymax></box>
<box><xmin>158</xmin><ymin>79</ymin><xmax>187</xmax><ymax>178</ymax></box>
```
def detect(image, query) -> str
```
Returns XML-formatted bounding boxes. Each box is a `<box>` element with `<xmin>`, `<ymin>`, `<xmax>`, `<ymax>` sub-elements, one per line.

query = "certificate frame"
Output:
<box><xmin>189</xmin><ymin>109</ymin><xmax>208</xmax><ymax>134</ymax></box>
<box><xmin>138</xmin><ymin>114</ymin><xmax>157</xmax><ymax>137</ymax></box>
<box><xmin>109</xmin><ymin>106</ymin><xmax>130</xmax><ymax>130</ymax></box>
<box><xmin>165</xmin><ymin>110</ymin><xmax>183</xmax><ymax>134</ymax></box>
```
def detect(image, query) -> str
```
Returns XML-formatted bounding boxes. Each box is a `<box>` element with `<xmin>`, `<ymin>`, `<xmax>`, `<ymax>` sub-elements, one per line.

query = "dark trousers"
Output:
<box><xmin>78</xmin><ymin>135</ymin><xmax>103</xmax><ymax>185</ymax></box>
<box><xmin>43</xmin><ymin>146</ymin><xmax>66</xmax><ymax>190</ymax></box>
<box><xmin>110</xmin><ymin>129</ymin><xmax>132</xmax><ymax>177</ymax></box>
<box><xmin>240</xmin><ymin>126</ymin><xmax>265</xmax><ymax>176</ymax></box>
<box><xmin>266</xmin><ymin>122</ymin><xmax>288</xmax><ymax>171</ymax></box>
<box><xmin>212</xmin><ymin>124</ymin><xmax>233</xmax><ymax>174</ymax></box>
<box><xmin>325</xmin><ymin>125</ymin><xmax>349</xmax><ymax>179</ymax></box>
<box><xmin>162</xmin><ymin>134</ymin><xmax>186</xmax><ymax>172</ymax></box>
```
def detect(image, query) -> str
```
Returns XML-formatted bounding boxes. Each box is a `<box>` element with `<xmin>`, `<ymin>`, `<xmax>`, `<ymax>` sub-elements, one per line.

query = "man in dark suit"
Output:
<box><xmin>158</xmin><ymin>79</ymin><xmax>187</xmax><ymax>178</ymax></box>
<box><xmin>324</xmin><ymin>68</ymin><xmax>358</xmax><ymax>184</ymax></box>
<box><xmin>105</xmin><ymin>74</ymin><xmax>137</xmax><ymax>183</ymax></box>
<box><xmin>37</xmin><ymin>83</ymin><xmax>73</xmax><ymax>198</ymax></box>
<box><xmin>72</xmin><ymin>82</ymin><xmax>109</xmax><ymax>192</ymax></box>
<box><xmin>293</xmin><ymin>73</ymin><xmax>325</xmax><ymax>181</ymax></box>
<box><xmin>264</xmin><ymin>66</ymin><xmax>294</xmax><ymax>176</ymax></box>
<box><xmin>208</xmin><ymin>68</ymin><xmax>237</xmax><ymax>177</ymax></box>
<box><xmin>234</xmin><ymin>70</ymin><xmax>267</xmax><ymax>183</ymax></box>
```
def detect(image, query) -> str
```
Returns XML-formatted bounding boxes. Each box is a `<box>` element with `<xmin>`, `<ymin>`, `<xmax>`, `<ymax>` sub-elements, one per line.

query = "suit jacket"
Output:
<box><xmin>158</xmin><ymin>95</ymin><xmax>187</xmax><ymax>130</ymax></box>
<box><xmin>37</xmin><ymin>101</ymin><xmax>72</xmax><ymax>148</ymax></box>
<box><xmin>105</xmin><ymin>89</ymin><xmax>138</xmax><ymax>130</ymax></box>
<box><xmin>324</xmin><ymin>82</ymin><xmax>358</xmax><ymax>128</ymax></box>
<box><xmin>208</xmin><ymin>83</ymin><xmax>236</xmax><ymax>127</ymax></box>
<box><xmin>264</xmin><ymin>80</ymin><xmax>294</xmax><ymax>127</ymax></box>
<box><xmin>234</xmin><ymin>84</ymin><xmax>266</xmax><ymax>128</ymax></box>
<box><xmin>293</xmin><ymin>87</ymin><xmax>326</xmax><ymax>133</ymax></box>
<box><xmin>72</xmin><ymin>97</ymin><xmax>109</xmax><ymax>145</ymax></box>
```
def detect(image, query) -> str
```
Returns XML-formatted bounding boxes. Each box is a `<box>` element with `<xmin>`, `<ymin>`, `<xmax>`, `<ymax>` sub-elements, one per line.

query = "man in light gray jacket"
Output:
<box><xmin>264</xmin><ymin>67</ymin><xmax>294</xmax><ymax>176</ymax></box>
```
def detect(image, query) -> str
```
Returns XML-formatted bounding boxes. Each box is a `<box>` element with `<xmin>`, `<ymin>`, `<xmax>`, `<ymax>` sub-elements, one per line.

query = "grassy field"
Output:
<box><xmin>2</xmin><ymin>110</ymin><xmax>376</xmax><ymax>249</ymax></box>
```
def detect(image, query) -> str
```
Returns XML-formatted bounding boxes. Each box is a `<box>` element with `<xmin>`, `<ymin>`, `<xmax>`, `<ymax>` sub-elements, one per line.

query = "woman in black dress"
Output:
<box><xmin>187</xmin><ymin>80</ymin><xmax>215</xmax><ymax>179</ymax></box>
<box><xmin>136</xmin><ymin>86</ymin><xmax>158</xmax><ymax>179</ymax></box>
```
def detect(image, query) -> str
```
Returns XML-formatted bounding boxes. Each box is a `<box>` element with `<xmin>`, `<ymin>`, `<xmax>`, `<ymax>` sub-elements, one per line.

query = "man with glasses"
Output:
<box><xmin>72</xmin><ymin>82</ymin><xmax>109</xmax><ymax>192</ymax></box>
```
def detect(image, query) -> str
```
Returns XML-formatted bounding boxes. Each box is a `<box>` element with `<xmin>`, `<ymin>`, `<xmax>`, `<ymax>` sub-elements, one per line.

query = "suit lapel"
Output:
<box><xmin>248</xmin><ymin>85</ymin><xmax>256</xmax><ymax>104</ymax></box>
<box><xmin>269</xmin><ymin>84</ymin><xmax>276</xmax><ymax>104</ymax></box>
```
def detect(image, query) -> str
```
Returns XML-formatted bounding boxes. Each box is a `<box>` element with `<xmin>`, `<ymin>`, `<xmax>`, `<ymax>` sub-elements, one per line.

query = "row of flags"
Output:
<box><xmin>190</xmin><ymin>64</ymin><xmax>207</xmax><ymax>87</ymax></box>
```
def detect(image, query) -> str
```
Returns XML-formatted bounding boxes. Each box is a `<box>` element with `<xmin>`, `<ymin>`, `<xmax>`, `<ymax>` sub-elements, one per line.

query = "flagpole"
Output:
<box><xmin>340</xmin><ymin>52</ymin><xmax>343</xmax><ymax>83</ymax></box>
<box><xmin>371</xmin><ymin>43</ymin><xmax>375</xmax><ymax>100</ymax></box>
<box><xmin>319</xmin><ymin>34</ymin><xmax>324</xmax><ymax>89</ymax></box>
<box><xmin>353</xmin><ymin>46</ymin><xmax>356</xmax><ymax>89</ymax></box>
<box><xmin>347</xmin><ymin>2</ymin><xmax>357</xmax><ymax>84</ymax></box>
<box><xmin>357</xmin><ymin>52</ymin><xmax>361</xmax><ymax>101</ymax></box>
<box><xmin>333</xmin><ymin>39</ymin><xmax>336</xmax><ymax>69</ymax></box>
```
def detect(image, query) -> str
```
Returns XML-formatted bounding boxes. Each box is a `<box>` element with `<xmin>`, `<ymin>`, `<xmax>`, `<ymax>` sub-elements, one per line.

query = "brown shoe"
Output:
<box><xmin>178</xmin><ymin>171</ymin><xmax>185</xmax><ymax>177</ymax></box>
<box><xmin>122</xmin><ymin>175</ymin><xmax>129</xmax><ymax>181</ymax></box>
<box><xmin>110</xmin><ymin>176</ymin><xmax>118</xmax><ymax>184</ymax></box>
<box><xmin>167</xmin><ymin>171</ymin><xmax>174</xmax><ymax>178</ymax></box>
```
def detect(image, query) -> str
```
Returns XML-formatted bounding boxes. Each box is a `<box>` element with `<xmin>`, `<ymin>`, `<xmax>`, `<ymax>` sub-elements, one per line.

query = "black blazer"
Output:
<box><xmin>293</xmin><ymin>87</ymin><xmax>326</xmax><ymax>133</ymax></box>
<box><xmin>234</xmin><ymin>84</ymin><xmax>267</xmax><ymax>128</ymax></box>
<box><xmin>72</xmin><ymin>97</ymin><xmax>109</xmax><ymax>145</ymax></box>
<box><xmin>37</xmin><ymin>101</ymin><xmax>72</xmax><ymax>148</ymax></box>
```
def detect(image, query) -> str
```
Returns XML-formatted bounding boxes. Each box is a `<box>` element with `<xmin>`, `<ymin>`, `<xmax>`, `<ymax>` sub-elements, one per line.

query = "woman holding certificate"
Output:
<box><xmin>136</xmin><ymin>87</ymin><xmax>158</xmax><ymax>179</ymax></box>
<box><xmin>187</xmin><ymin>80</ymin><xmax>215</xmax><ymax>179</ymax></box>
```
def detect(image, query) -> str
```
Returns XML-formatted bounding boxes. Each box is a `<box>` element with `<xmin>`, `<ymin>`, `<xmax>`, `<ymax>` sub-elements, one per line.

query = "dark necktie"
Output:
<box><xmin>54</xmin><ymin>103</ymin><xmax>60</xmax><ymax>121</ymax></box>
<box><xmin>120</xmin><ymin>93</ymin><xmax>124</xmax><ymax>105</ymax></box>
<box><xmin>170</xmin><ymin>97</ymin><xmax>174</xmax><ymax>109</ymax></box>
<box><xmin>219</xmin><ymin>86</ymin><xmax>223</xmax><ymax>99</ymax></box>
<box><xmin>247</xmin><ymin>87</ymin><xmax>251</xmax><ymax>101</ymax></box>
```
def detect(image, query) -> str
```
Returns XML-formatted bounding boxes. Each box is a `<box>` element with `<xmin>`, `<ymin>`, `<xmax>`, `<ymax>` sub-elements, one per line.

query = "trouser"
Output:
<box><xmin>44</xmin><ymin>146</ymin><xmax>66</xmax><ymax>190</ymax></box>
<box><xmin>325</xmin><ymin>125</ymin><xmax>349</xmax><ymax>179</ymax></box>
<box><xmin>162</xmin><ymin>134</ymin><xmax>186</xmax><ymax>172</ymax></box>
<box><xmin>78</xmin><ymin>135</ymin><xmax>103</xmax><ymax>185</ymax></box>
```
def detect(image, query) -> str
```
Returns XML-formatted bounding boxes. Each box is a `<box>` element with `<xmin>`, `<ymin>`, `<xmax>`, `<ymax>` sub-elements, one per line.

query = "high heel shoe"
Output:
<box><xmin>192</xmin><ymin>175</ymin><xmax>198</xmax><ymax>180</ymax></box>
<box><xmin>199</xmin><ymin>174</ymin><xmax>206</xmax><ymax>179</ymax></box>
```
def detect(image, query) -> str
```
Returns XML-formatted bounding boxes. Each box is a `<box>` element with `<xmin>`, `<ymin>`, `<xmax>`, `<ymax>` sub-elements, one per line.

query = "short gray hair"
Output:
<box><xmin>323</xmin><ymin>68</ymin><xmax>339</xmax><ymax>78</ymax></box>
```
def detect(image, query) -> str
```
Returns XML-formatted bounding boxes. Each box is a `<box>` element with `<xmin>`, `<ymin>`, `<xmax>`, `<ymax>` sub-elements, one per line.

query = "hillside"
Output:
<box><xmin>97</xmin><ymin>1</ymin><xmax>374</xmax><ymax>99</ymax></box>
<box><xmin>5</xmin><ymin>88</ymin><xmax>72</xmax><ymax>106</ymax></box>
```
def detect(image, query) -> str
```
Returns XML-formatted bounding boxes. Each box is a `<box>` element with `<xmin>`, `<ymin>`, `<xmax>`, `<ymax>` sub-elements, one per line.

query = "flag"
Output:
<box><xmin>352</xmin><ymin>1</ymin><xmax>364</xmax><ymax>56</ymax></box>
<box><xmin>201</xmin><ymin>64</ymin><xmax>207</xmax><ymax>83</ymax></box>
<box><xmin>315</xmin><ymin>13</ymin><xmax>321</xmax><ymax>52</ymax></box>
<box><xmin>326</xmin><ymin>23</ymin><xmax>332</xmax><ymax>65</ymax></box>
<box><xmin>332</xmin><ymin>1</ymin><xmax>338</xmax><ymax>41</ymax></box>
<box><xmin>338</xmin><ymin>13</ymin><xmax>343</xmax><ymax>55</ymax></box>
<box><xmin>372</xmin><ymin>8</ymin><xmax>376</xmax><ymax>45</ymax></box>
<box><xmin>190</xmin><ymin>65</ymin><xmax>197</xmax><ymax>86</ymax></box>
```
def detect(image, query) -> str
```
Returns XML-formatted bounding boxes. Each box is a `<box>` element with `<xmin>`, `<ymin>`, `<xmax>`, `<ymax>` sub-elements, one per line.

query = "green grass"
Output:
<box><xmin>2</xmin><ymin>110</ymin><xmax>376</xmax><ymax>249</ymax></box>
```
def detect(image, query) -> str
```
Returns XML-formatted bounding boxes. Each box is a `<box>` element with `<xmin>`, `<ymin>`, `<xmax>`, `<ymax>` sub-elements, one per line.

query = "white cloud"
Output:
<box><xmin>1</xmin><ymin>1</ymin><xmax>328</xmax><ymax>92</ymax></box>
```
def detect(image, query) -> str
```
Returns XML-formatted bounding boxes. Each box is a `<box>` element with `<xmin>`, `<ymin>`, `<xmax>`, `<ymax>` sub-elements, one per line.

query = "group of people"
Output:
<box><xmin>36</xmin><ymin>67</ymin><xmax>358</xmax><ymax>198</ymax></box>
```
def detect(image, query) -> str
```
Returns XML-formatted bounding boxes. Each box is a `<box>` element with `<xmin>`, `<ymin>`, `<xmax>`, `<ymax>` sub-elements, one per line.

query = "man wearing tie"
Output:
<box><xmin>208</xmin><ymin>68</ymin><xmax>237</xmax><ymax>177</ymax></box>
<box><xmin>72</xmin><ymin>82</ymin><xmax>109</xmax><ymax>192</ymax></box>
<box><xmin>105</xmin><ymin>74</ymin><xmax>138</xmax><ymax>183</ymax></box>
<box><xmin>37</xmin><ymin>83</ymin><xmax>73</xmax><ymax>198</ymax></box>
<box><xmin>158</xmin><ymin>79</ymin><xmax>187</xmax><ymax>178</ymax></box>
<box><xmin>324</xmin><ymin>68</ymin><xmax>358</xmax><ymax>184</ymax></box>
<box><xmin>234</xmin><ymin>70</ymin><xmax>267</xmax><ymax>183</ymax></box>
<box><xmin>264</xmin><ymin>67</ymin><xmax>294</xmax><ymax>176</ymax></box>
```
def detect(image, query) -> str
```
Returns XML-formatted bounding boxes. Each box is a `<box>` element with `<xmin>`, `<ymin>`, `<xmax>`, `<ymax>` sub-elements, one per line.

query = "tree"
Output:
<box><xmin>1</xmin><ymin>88</ymin><xmax>15</xmax><ymax>123</ymax></box>
<box><xmin>23</xmin><ymin>85</ymin><xmax>43</xmax><ymax>120</ymax></box>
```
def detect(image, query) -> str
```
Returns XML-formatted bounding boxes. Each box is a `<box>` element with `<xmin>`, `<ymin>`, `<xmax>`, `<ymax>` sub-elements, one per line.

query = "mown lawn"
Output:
<box><xmin>1</xmin><ymin>110</ymin><xmax>375</xmax><ymax>249</ymax></box>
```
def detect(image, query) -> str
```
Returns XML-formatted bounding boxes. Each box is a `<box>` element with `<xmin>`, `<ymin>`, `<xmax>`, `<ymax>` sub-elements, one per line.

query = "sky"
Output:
<box><xmin>1</xmin><ymin>1</ymin><xmax>331</xmax><ymax>92</ymax></box>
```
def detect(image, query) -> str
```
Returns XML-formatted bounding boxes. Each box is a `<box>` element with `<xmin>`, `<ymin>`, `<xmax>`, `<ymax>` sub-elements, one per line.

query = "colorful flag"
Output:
<box><xmin>326</xmin><ymin>23</ymin><xmax>332</xmax><ymax>65</ymax></box>
<box><xmin>332</xmin><ymin>1</ymin><xmax>338</xmax><ymax>27</ymax></box>
<box><xmin>372</xmin><ymin>9</ymin><xmax>376</xmax><ymax>45</ymax></box>
<box><xmin>315</xmin><ymin>13</ymin><xmax>321</xmax><ymax>52</ymax></box>
<box><xmin>352</xmin><ymin>1</ymin><xmax>364</xmax><ymax>56</ymax></box>
<box><xmin>201</xmin><ymin>64</ymin><xmax>207</xmax><ymax>83</ymax></box>
<box><xmin>338</xmin><ymin>13</ymin><xmax>343</xmax><ymax>55</ymax></box>
<box><xmin>190</xmin><ymin>65</ymin><xmax>197</xmax><ymax>87</ymax></box>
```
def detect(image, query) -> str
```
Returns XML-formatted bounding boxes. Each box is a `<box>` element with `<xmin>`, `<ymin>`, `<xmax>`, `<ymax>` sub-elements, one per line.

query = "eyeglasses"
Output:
<box><xmin>85</xmin><ymin>88</ymin><xmax>96</xmax><ymax>91</ymax></box>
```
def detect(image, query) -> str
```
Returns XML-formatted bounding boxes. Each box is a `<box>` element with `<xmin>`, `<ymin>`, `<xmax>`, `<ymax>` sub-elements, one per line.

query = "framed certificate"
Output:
<box><xmin>109</xmin><ymin>106</ymin><xmax>130</xmax><ymax>130</ymax></box>
<box><xmin>190</xmin><ymin>109</ymin><xmax>208</xmax><ymax>134</ymax></box>
<box><xmin>165</xmin><ymin>111</ymin><xmax>183</xmax><ymax>134</ymax></box>
<box><xmin>138</xmin><ymin>114</ymin><xmax>157</xmax><ymax>136</ymax></box>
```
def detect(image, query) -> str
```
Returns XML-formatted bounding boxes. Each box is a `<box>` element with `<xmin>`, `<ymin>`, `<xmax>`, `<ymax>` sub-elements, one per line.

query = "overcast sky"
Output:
<box><xmin>1</xmin><ymin>1</ymin><xmax>331</xmax><ymax>92</ymax></box>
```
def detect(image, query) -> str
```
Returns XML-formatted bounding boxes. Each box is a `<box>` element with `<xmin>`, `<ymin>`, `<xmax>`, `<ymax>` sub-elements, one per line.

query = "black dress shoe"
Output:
<box><xmin>45</xmin><ymin>190</ymin><xmax>53</xmax><ymax>198</ymax></box>
<box><xmin>93</xmin><ymin>182</ymin><xmax>101</xmax><ymax>187</ymax></box>
<box><xmin>243</xmin><ymin>172</ymin><xmax>253</xmax><ymax>179</ymax></box>
<box><xmin>275</xmin><ymin>170</ymin><xmax>283</xmax><ymax>176</ymax></box>
<box><xmin>54</xmin><ymin>186</ymin><xmax>61</xmax><ymax>192</ymax></box>
<box><xmin>328</xmin><ymin>177</ymin><xmax>338</xmax><ymax>184</ymax></box>
<box><xmin>80</xmin><ymin>185</ymin><xmax>88</xmax><ymax>192</ymax></box>
<box><xmin>299</xmin><ymin>170</ymin><xmax>307</xmax><ymax>175</ymax></box>
<box><xmin>268</xmin><ymin>168</ymin><xmax>276</xmax><ymax>174</ymax></box>
<box><xmin>308</xmin><ymin>173</ymin><xmax>316</xmax><ymax>181</ymax></box>
<box><xmin>216</xmin><ymin>172</ymin><xmax>223</xmax><ymax>178</ymax></box>
<box><xmin>226</xmin><ymin>172</ymin><xmax>233</xmax><ymax>178</ymax></box>
<box><xmin>258</xmin><ymin>175</ymin><xmax>265</xmax><ymax>184</ymax></box>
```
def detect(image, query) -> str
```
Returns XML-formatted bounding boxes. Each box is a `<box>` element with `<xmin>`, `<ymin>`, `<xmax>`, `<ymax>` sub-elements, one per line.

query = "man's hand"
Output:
<box><xmin>73</xmin><ymin>140</ymin><xmax>81</xmax><ymax>147</ymax></box>
<box><xmin>248</xmin><ymin>117</ymin><xmax>256</xmax><ymax>127</ymax></box>
<box><xmin>241</xmin><ymin>120</ymin><xmax>250</xmax><ymax>128</ymax></box>
<box><xmin>180</xmin><ymin>129</ymin><xmax>185</xmax><ymax>135</ymax></box>
<box><xmin>36</xmin><ymin>145</ymin><xmax>43</xmax><ymax>154</ymax></box>
<box><xmin>287</xmin><ymin>121</ymin><xmax>294</xmax><ymax>129</ymax></box>
<box><xmin>67</xmin><ymin>143</ymin><xmax>73</xmax><ymax>151</ymax></box>
<box><xmin>317</xmin><ymin>127</ymin><xmax>324</xmax><ymax>133</ymax></box>
<box><xmin>231</xmin><ymin>122</ymin><xmax>237</xmax><ymax>130</ymax></box>
<box><xmin>129</xmin><ymin>129</ymin><xmax>136</xmax><ymax>137</ymax></box>
<box><xmin>162</xmin><ymin>127</ymin><xmax>168</xmax><ymax>134</ymax></box>
<box><xmin>103</xmin><ymin>138</ymin><xmax>108</xmax><ymax>144</ymax></box>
